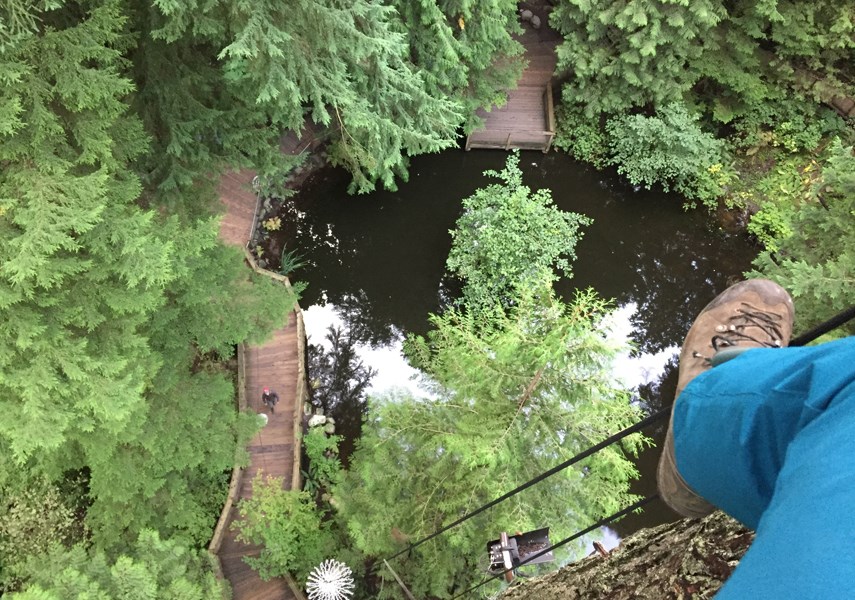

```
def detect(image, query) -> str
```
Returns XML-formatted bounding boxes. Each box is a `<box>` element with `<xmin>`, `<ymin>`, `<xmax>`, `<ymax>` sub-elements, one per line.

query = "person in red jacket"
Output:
<box><xmin>261</xmin><ymin>387</ymin><xmax>279</xmax><ymax>413</ymax></box>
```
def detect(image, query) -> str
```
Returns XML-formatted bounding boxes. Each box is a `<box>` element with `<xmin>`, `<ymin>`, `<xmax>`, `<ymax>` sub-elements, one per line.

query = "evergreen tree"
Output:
<box><xmin>551</xmin><ymin>0</ymin><xmax>725</xmax><ymax>115</ymax></box>
<box><xmin>0</xmin><ymin>0</ymin><xmax>296</xmax><ymax>549</ymax></box>
<box><xmin>152</xmin><ymin>0</ymin><xmax>463</xmax><ymax>193</ymax></box>
<box><xmin>7</xmin><ymin>530</ymin><xmax>225</xmax><ymax>599</ymax></box>
<box><xmin>337</xmin><ymin>163</ymin><xmax>644</xmax><ymax>598</ymax></box>
<box><xmin>339</xmin><ymin>287</ymin><xmax>645</xmax><ymax>599</ymax></box>
<box><xmin>551</xmin><ymin>1</ymin><xmax>854</xmax><ymax>119</ymax></box>
<box><xmin>750</xmin><ymin>139</ymin><xmax>855</xmax><ymax>337</ymax></box>
<box><xmin>392</xmin><ymin>0</ymin><xmax>524</xmax><ymax>131</ymax></box>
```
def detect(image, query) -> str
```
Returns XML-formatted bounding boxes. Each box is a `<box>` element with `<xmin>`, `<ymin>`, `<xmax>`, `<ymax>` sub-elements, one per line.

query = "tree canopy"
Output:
<box><xmin>550</xmin><ymin>0</ymin><xmax>854</xmax><ymax>205</ymax></box>
<box><xmin>447</xmin><ymin>153</ymin><xmax>591</xmax><ymax>312</ymax></box>
<box><xmin>0</xmin><ymin>0</ymin><xmax>298</xmax><ymax>571</ymax></box>
<box><xmin>7</xmin><ymin>530</ymin><xmax>225</xmax><ymax>600</ymax></box>
<box><xmin>336</xmin><ymin>158</ymin><xmax>644</xmax><ymax>598</ymax></box>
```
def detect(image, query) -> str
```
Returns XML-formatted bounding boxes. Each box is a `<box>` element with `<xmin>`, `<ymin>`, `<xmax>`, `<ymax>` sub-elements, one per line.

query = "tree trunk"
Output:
<box><xmin>501</xmin><ymin>512</ymin><xmax>753</xmax><ymax>599</ymax></box>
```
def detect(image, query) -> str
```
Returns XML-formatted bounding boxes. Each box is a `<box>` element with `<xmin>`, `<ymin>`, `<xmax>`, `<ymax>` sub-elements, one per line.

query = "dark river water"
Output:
<box><xmin>270</xmin><ymin>149</ymin><xmax>756</xmax><ymax>545</ymax></box>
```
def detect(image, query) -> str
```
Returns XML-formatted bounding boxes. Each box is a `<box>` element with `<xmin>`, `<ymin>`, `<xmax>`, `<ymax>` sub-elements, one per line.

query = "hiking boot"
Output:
<box><xmin>658</xmin><ymin>279</ymin><xmax>795</xmax><ymax>518</ymax></box>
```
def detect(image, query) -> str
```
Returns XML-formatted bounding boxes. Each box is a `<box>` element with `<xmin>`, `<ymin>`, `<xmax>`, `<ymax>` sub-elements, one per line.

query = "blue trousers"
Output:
<box><xmin>673</xmin><ymin>336</ymin><xmax>855</xmax><ymax>598</ymax></box>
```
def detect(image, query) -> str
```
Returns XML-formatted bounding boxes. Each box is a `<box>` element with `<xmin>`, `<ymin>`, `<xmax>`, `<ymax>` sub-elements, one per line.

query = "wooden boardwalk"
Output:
<box><xmin>465</xmin><ymin>9</ymin><xmax>561</xmax><ymax>152</ymax></box>
<box><xmin>217</xmin><ymin>317</ymin><xmax>300</xmax><ymax>600</ymax></box>
<box><xmin>213</xmin><ymin>128</ymin><xmax>321</xmax><ymax>600</ymax></box>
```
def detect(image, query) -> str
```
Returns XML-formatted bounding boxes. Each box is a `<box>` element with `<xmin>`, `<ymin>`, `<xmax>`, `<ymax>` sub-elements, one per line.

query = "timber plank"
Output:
<box><xmin>215</xmin><ymin>127</ymin><xmax>319</xmax><ymax>600</ymax></box>
<box><xmin>466</xmin><ymin>19</ymin><xmax>559</xmax><ymax>152</ymax></box>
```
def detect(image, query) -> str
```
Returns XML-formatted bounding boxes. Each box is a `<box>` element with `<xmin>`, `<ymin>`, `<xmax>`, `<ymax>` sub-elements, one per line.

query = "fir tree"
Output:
<box><xmin>152</xmin><ymin>0</ymin><xmax>464</xmax><ymax>193</ymax></box>
<box><xmin>7</xmin><ymin>530</ymin><xmax>225</xmax><ymax>599</ymax></box>
<box><xmin>393</xmin><ymin>0</ymin><xmax>525</xmax><ymax>131</ymax></box>
<box><xmin>0</xmin><ymin>0</ymin><xmax>297</xmax><ymax>550</ymax></box>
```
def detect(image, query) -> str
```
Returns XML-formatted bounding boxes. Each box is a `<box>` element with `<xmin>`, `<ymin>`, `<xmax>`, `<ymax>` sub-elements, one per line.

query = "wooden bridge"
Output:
<box><xmin>209</xmin><ymin>127</ymin><xmax>321</xmax><ymax>600</ymax></box>
<box><xmin>465</xmin><ymin>15</ymin><xmax>560</xmax><ymax>153</ymax></box>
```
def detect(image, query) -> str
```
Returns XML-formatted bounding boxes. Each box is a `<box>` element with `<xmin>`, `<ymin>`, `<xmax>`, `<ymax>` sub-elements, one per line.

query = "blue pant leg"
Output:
<box><xmin>671</xmin><ymin>337</ymin><xmax>855</xmax><ymax>597</ymax></box>
<box><xmin>716</xmin><ymin>378</ymin><xmax>855</xmax><ymax>598</ymax></box>
<box><xmin>673</xmin><ymin>336</ymin><xmax>855</xmax><ymax>528</ymax></box>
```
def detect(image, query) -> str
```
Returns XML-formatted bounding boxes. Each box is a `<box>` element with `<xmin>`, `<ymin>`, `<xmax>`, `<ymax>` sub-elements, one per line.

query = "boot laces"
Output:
<box><xmin>692</xmin><ymin>303</ymin><xmax>785</xmax><ymax>361</ymax></box>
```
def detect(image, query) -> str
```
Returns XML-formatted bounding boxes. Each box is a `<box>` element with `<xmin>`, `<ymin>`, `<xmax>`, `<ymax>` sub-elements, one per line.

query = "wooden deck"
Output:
<box><xmin>218</xmin><ymin>317</ymin><xmax>301</xmax><ymax>600</ymax></box>
<box><xmin>213</xmin><ymin>127</ymin><xmax>322</xmax><ymax>600</ymax></box>
<box><xmin>465</xmin><ymin>11</ymin><xmax>561</xmax><ymax>153</ymax></box>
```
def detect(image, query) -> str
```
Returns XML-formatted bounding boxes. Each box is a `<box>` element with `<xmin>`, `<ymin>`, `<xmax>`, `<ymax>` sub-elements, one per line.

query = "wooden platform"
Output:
<box><xmin>214</xmin><ymin>127</ymin><xmax>320</xmax><ymax>600</ymax></box>
<box><xmin>465</xmin><ymin>15</ymin><xmax>560</xmax><ymax>153</ymax></box>
<box><xmin>218</xmin><ymin>317</ymin><xmax>301</xmax><ymax>600</ymax></box>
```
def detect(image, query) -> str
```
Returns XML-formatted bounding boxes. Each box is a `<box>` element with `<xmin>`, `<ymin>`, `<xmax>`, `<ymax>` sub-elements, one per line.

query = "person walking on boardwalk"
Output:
<box><xmin>261</xmin><ymin>387</ymin><xmax>279</xmax><ymax>413</ymax></box>
<box><xmin>658</xmin><ymin>278</ymin><xmax>855</xmax><ymax>598</ymax></box>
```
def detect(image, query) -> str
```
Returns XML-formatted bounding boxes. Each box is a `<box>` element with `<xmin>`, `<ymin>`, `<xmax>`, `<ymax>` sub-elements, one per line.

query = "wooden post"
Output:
<box><xmin>504</xmin><ymin>133</ymin><xmax>512</xmax><ymax>150</ymax></box>
<box><xmin>383</xmin><ymin>559</ymin><xmax>417</xmax><ymax>600</ymax></box>
<box><xmin>465</xmin><ymin>134</ymin><xmax>472</xmax><ymax>151</ymax></box>
<box><xmin>543</xmin><ymin>132</ymin><xmax>555</xmax><ymax>153</ymax></box>
<box><xmin>543</xmin><ymin>81</ymin><xmax>555</xmax><ymax>154</ymax></box>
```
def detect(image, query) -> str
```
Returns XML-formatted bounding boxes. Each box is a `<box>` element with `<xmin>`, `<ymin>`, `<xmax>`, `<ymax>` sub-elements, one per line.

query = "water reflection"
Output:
<box><xmin>279</xmin><ymin>149</ymin><xmax>757</xmax><ymax>535</ymax></box>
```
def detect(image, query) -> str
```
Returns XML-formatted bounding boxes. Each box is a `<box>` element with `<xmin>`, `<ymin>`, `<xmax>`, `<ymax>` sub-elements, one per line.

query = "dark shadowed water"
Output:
<box><xmin>271</xmin><ymin>149</ymin><xmax>756</xmax><ymax>542</ymax></box>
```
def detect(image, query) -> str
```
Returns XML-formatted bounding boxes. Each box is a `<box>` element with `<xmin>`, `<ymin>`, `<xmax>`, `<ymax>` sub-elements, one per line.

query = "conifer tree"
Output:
<box><xmin>0</xmin><ymin>0</ymin><xmax>295</xmax><ymax>549</ymax></box>
<box><xmin>551</xmin><ymin>0</ymin><xmax>725</xmax><ymax>115</ymax></box>
<box><xmin>337</xmin><ymin>160</ymin><xmax>644</xmax><ymax>598</ymax></box>
<box><xmin>339</xmin><ymin>287</ymin><xmax>644</xmax><ymax>599</ymax></box>
<box><xmin>152</xmin><ymin>0</ymin><xmax>463</xmax><ymax>193</ymax></box>
<box><xmin>7</xmin><ymin>530</ymin><xmax>225</xmax><ymax>599</ymax></box>
<box><xmin>393</xmin><ymin>0</ymin><xmax>525</xmax><ymax>130</ymax></box>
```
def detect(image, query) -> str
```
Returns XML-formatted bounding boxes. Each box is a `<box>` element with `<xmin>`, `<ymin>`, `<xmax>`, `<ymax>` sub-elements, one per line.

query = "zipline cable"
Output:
<box><xmin>790</xmin><ymin>305</ymin><xmax>855</xmax><ymax>347</ymax></box>
<box><xmin>450</xmin><ymin>494</ymin><xmax>660</xmax><ymax>599</ymax></box>
<box><xmin>386</xmin><ymin>407</ymin><xmax>670</xmax><ymax>561</ymax></box>
<box><xmin>385</xmin><ymin>305</ymin><xmax>855</xmax><ymax>563</ymax></box>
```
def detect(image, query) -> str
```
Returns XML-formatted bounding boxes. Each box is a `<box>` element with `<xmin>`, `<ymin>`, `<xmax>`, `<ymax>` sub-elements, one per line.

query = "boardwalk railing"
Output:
<box><xmin>242</xmin><ymin>245</ymin><xmax>308</xmax><ymax>491</ymax></box>
<box><xmin>208</xmin><ymin>343</ymin><xmax>249</xmax><ymax>595</ymax></box>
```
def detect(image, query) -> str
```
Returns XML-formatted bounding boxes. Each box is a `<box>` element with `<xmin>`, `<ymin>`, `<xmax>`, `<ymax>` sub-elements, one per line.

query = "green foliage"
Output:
<box><xmin>605</xmin><ymin>104</ymin><xmax>725</xmax><ymax>205</ymax></box>
<box><xmin>302</xmin><ymin>428</ymin><xmax>344</xmax><ymax>499</ymax></box>
<box><xmin>0</xmin><ymin>1</ymin><xmax>296</xmax><ymax>549</ymax></box>
<box><xmin>551</xmin><ymin>0</ymin><xmax>855</xmax><ymax>203</ymax></box>
<box><xmin>447</xmin><ymin>152</ymin><xmax>591</xmax><ymax>312</ymax></box>
<box><xmin>154</xmin><ymin>0</ymin><xmax>463</xmax><ymax>194</ymax></box>
<box><xmin>392</xmin><ymin>0</ymin><xmax>525</xmax><ymax>131</ymax></box>
<box><xmin>0</xmin><ymin>476</ymin><xmax>78</xmax><ymax>591</ymax></box>
<box><xmin>337</xmin><ymin>163</ymin><xmax>645</xmax><ymax>598</ymax></box>
<box><xmin>7</xmin><ymin>530</ymin><xmax>224</xmax><ymax>600</ymax></box>
<box><xmin>746</xmin><ymin>203</ymin><xmax>794</xmax><ymax>252</ymax></box>
<box><xmin>279</xmin><ymin>247</ymin><xmax>308</xmax><ymax>276</ymax></box>
<box><xmin>553</xmin><ymin>105</ymin><xmax>609</xmax><ymax>168</ymax></box>
<box><xmin>340</xmin><ymin>286</ymin><xmax>645</xmax><ymax>599</ymax></box>
<box><xmin>552</xmin><ymin>0</ymin><xmax>725</xmax><ymax>116</ymax></box>
<box><xmin>750</xmin><ymin>139</ymin><xmax>855</xmax><ymax>336</ymax></box>
<box><xmin>233</xmin><ymin>474</ymin><xmax>333</xmax><ymax>584</ymax></box>
<box><xmin>730</xmin><ymin>97</ymin><xmax>843</xmax><ymax>155</ymax></box>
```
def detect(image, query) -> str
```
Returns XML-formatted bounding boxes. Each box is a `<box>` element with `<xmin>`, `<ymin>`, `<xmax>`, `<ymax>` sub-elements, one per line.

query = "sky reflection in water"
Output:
<box><xmin>283</xmin><ymin>149</ymin><xmax>756</xmax><ymax>536</ymax></box>
<box><xmin>304</xmin><ymin>300</ymin><xmax>678</xmax><ymax>401</ymax></box>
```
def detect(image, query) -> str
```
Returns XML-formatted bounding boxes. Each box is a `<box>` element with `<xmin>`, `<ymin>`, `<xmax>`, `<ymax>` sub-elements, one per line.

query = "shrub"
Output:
<box><xmin>606</xmin><ymin>103</ymin><xmax>725</xmax><ymax>206</ymax></box>
<box><xmin>233</xmin><ymin>474</ymin><xmax>333</xmax><ymax>584</ymax></box>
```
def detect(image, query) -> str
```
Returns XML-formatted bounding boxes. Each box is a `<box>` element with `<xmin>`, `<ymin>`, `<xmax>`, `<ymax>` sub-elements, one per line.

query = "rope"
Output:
<box><xmin>450</xmin><ymin>495</ymin><xmax>659</xmax><ymax>599</ymax></box>
<box><xmin>386</xmin><ymin>407</ymin><xmax>669</xmax><ymax>562</ymax></box>
<box><xmin>385</xmin><ymin>304</ymin><xmax>855</xmax><ymax>564</ymax></box>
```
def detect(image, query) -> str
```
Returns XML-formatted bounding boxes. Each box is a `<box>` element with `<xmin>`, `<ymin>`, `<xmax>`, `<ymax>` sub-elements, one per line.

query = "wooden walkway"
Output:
<box><xmin>465</xmin><ymin>8</ymin><xmax>561</xmax><ymax>152</ymax></box>
<box><xmin>213</xmin><ymin>127</ymin><xmax>322</xmax><ymax>600</ymax></box>
<box><xmin>217</xmin><ymin>317</ymin><xmax>300</xmax><ymax>600</ymax></box>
